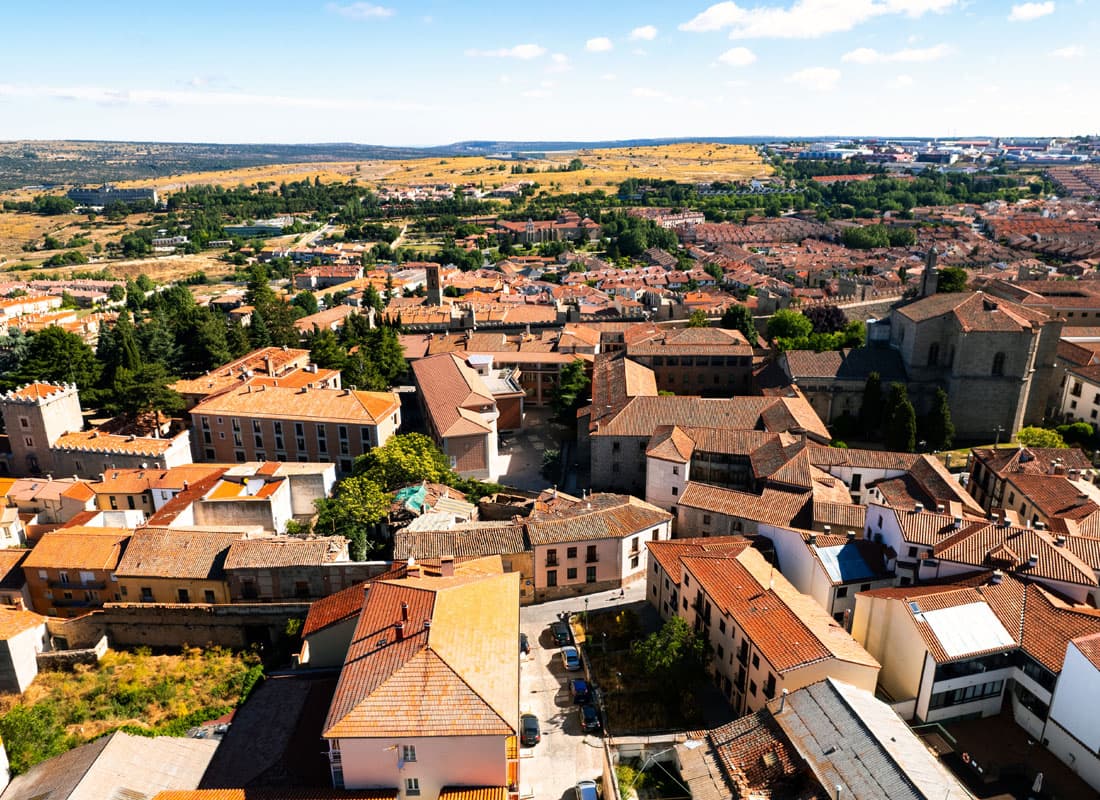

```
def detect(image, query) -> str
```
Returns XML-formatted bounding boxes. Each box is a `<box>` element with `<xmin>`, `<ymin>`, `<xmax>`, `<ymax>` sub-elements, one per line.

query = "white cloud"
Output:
<box><xmin>718</xmin><ymin>47</ymin><xmax>757</xmax><ymax>66</ymax></box>
<box><xmin>680</xmin><ymin>0</ymin><xmax>956</xmax><ymax>39</ymax></box>
<box><xmin>0</xmin><ymin>82</ymin><xmax>427</xmax><ymax>111</ymax></box>
<box><xmin>630</xmin><ymin>25</ymin><xmax>658</xmax><ymax>41</ymax></box>
<box><xmin>890</xmin><ymin>74</ymin><xmax>915</xmax><ymax>87</ymax></box>
<box><xmin>586</xmin><ymin>37</ymin><xmax>614</xmax><ymax>52</ymax></box>
<box><xmin>785</xmin><ymin>66</ymin><xmax>841</xmax><ymax>91</ymax></box>
<box><xmin>465</xmin><ymin>44</ymin><xmax>547</xmax><ymax>59</ymax></box>
<box><xmin>1050</xmin><ymin>44</ymin><xmax>1084</xmax><ymax>58</ymax></box>
<box><xmin>632</xmin><ymin>87</ymin><xmax>668</xmax><ymax>99</ymax></box>
<box><xmin>547</xmin><ymin>53</ymin><xmax>572</xmax><ymax>73</ymax></box>
<box><xmin>842</xmin><ymin>43</ymin><xmax>950</xmax><ymax>63</ymax></box>
<box><xmin>601</xmin><ymin>73</ymin><xmax>618</xmax><ymax>81</ymax></box>
<box><xmin>520</xmin><ymin>88</ymin><xmax>551</xmax><ymax>99</ymax></box>
<box><xmin>1009</xmin><ymin>2</ymin><xmax>1055</xmax><ymax>21</ymax></box>
<box><xmin>326</xmin><ymin>2</ymin><xmax>394</xmax><ymax>20</ymax></box>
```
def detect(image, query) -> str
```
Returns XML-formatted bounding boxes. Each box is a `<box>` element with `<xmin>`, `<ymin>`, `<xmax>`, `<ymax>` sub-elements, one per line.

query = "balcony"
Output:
<box><xmin>48</xmin><ymin>580</ymin><xmax>106</xmax><ymax>590</ymax></box>
<box><xmin>52</xmin><ymin>598</ymin><xmax>97</xmax><ymax>608</ymax></box>
<box><xmin>585</xmin><ymin>554</ymin><xmax>599</xmax><ymax>564</ymax></box>
<box><xmin>546</xmin><ymin>556</ymin><xmax>559</xmax><ymax>568</ymax></box>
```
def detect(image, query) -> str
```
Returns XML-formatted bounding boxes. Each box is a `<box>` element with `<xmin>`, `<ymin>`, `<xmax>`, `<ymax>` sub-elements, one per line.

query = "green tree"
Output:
<box><xmin>0</xmin><ymin>703</ymin><xmax>73</xmax><ymax>775</ymax></box>
<box><xmin>858</xmin><ymin>372</ymin><xmax>884</xmax><ymax>435</ymax></box>
<box><xmin>630</xmin><ymin>616</ymin><xmax>705</xmax><ymax>687</ymax></box>
<box><xmin>936</xmin><ymin>267</ymin><xmax>969</xmax><ymax>293</ymax></box>
<box><xmin>767</xmin><ymin>308</ymin><xmax>813</xmax><ymax>341</ymax></box>
<box><xmin>884</xmin><ymin>384</ymin><xmax>917</xmax><ymax>452</ymax></box>
<box><xmin>106</xmin><ymin>363</ymin><xmax>185</xmax><ymax>425</ymax></box>
<box><xmin>307</xmin><ymin>327</ymin><xmax>347</xmax><ymax>371</ymax></box>
<box><xmin>107</xmin><ymin>284</ymin><xmax>126</xmax><ymax>302</ymax></box>
<box><xmin>363</xmin><ymin>285</ymin><xmax>385</xmax><ymax>314</ymax></box>
<box><xmin>314</xmin><ymin>475</ymin><xmax>392</xmax><ymax>560</ymax></box>
<box><xmin>248</xmin><ymin>308</ymin><xmax>272</xmax><ymax>348</ymax></box>
<box><xmin>292</xmin><ymin>291</ymin><xmax>319</xmax><ymax>316</ymax></box>
<box><xmin>551</xmin><ymin>358</ymin><xmax>591</xmax><ymax>426</ymax></box>
<box><xmin>720</xmin><ymin>304</ymin><xmax>757</xmax><ymax>342</ymax></box>
<box><xmin>354</xmin><ymin>433</ymin><xmax>456</xmax><ymax>491</ymax></box>
<box><xmin>1056</xmin><ymin>422</ymin><xmax>1095</xmax><ymax>448</ymax></box>
<box><xmin>1016</xmin><ymin>426</ymin><xmax>1067</xmax><ymax>448</ymax></box>
<box><xmin>135</xmin><ymin>274</ymin><xmax>155</xmax><ymax>293</ymax></box>
<box><xmin>687</xmin><ymin>310</ymin><xmax>710</xmax><ymax>328</ymax></box>
<box><xmin>16</xmin><ymin>326</ymin><xmax>99</xmax><ymax>390</ymax></box>
<box><xmin>922</xmin><ymin>388</ymin><xmax>955</xmax><ymax>451</ymax></box>
<box><xmin>0</xmin><ymin>328</ymin><xmax>31</xmax><ymax>390</ymax></box>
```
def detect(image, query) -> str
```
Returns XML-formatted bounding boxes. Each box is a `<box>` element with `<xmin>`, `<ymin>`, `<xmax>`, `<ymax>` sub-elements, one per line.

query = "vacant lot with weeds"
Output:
<box><xmin>0</xmin><ymin>646</ymin><xmax>262</xmax><ymax>775</ymax></box>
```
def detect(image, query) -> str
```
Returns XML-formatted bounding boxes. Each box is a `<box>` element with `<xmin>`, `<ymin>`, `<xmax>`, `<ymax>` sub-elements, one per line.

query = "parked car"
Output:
<box><xmin>580</xmin><ymin>703</ymin><xmax>601</xmax><ymax>733</ymax></box>
<box><xmin>520</xmin><ymin>633</ymin><xmax>530</xmax><ymax>655</ymax></box>
<box><xmin>570</xmin><ymin>678</ymin><xmax>591</xmax><ymax>704</ymax></box>
<box><xmin>520</xmin><ymin>713</ymin><xmax>541</xmax><ymax>746</ymax></box>
<box><xmin>550</xmin><ymin>620</ymin><xmax>572</xmax><ymax>646</ymax></box>
<box><xmin>561</xmin><ymin>645</ymin><xmax>582</xmax><ymax>671</ymax></box>
<box><xmin>575</xmin><ymin>779</ymin><xmax>599</xmax><ymax>800</ymax></box>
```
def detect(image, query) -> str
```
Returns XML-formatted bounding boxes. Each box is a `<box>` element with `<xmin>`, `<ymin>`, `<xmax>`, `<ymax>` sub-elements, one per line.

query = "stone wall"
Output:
<box><xmin>37</xmin><ymin>635</ymin><xmax>108</xmax><ymax>672</ymax></box>
<box><xmin>99</xmin><ymin>602</ymin><xmax>310</xmax><ymax>649</ymax></box>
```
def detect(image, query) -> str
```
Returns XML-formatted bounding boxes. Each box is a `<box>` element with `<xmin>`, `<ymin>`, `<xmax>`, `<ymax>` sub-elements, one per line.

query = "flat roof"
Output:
<box><xmin>921</xmin><ymin>601</ymin><xmax>1016</xmax><ymax>659</ymax></box>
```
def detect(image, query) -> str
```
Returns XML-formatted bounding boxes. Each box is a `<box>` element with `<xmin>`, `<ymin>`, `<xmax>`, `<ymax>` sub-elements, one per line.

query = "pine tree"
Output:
<box><xmin>249</xmin><ymin>309</ymin><xmax>272</xmax><ymax>348</ymax></box>
<box><xmin>923</xmin><ymin>388</ymin><xmax>955</xmax><ymax>451</ymax></box>
<box><xmin>720</xmin><ymin>304</ymin><xmax>757</xmax><ymax>342</ymax></box>
<box><xmin>858</xmin><ymin>372</ymin><xmax>883</xmax><ymax>435</ymax></box>
<box><xmin>885</xmin><ymin>390</ymin><xmax>917</xmax><ymax>453</ymax></box>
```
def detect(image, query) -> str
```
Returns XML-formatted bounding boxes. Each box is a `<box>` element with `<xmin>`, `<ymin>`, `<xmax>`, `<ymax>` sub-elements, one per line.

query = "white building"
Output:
<box><xmin>1046</xmin><ymin>633</ymin><xmax>1100</xmax><ymax>792</ymax></box>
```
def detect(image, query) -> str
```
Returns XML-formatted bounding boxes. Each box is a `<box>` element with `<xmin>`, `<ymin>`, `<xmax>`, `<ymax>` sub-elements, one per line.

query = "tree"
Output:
<box><xmin>16</xmin><ymin>326</ymin><xmax>99</xmax><ymax>390</ymax></box>
<box><xmin>1056</xmin><ymin>422</ymin><xmax>1094</xmax><ymax>448</ymax></box>
<box><xmin>936</xmin><ymin>267</ymin><xmax>969</xmax><ymax>293</ymax></box>
<box><xmin>630</xmin><ymin>616</ymin><xmax>704</xmax><ymax>687</ymax></box>
<box><xmin>884</xmin><ymin>384</ymin><xmax>917</xmax><ymax>452</ymax></box>
<box><xmin>858</xmin><ymin>372</ymin><xmax>884</xmax><ymax>435</ymax></box>
<box><xmin>105</xmin><ymin>363</ymin><xmax>185</xmax><ymax>425</ymax></box>
<box><xmin>687</xmin><ymin>310</ymin><xmax>710</xmax><ymax>328</ymax></box>
<box><xmin>802</xmin><ymin>304</ymin><xmax>848</xmax><ymax>334</ymax></box>
<box><xmin>135</xmin><ymin>274</ymin><xmax>155</xmax><ymax>293</ymax></box>
<box><xmin>314</xmin><ymin>475</ymin><xmax>391</xmax><ymax>560</ymax></box>
<box><xmin>1016</xmin><ymin>426</ymin><xmax>1067</xmax><ymax>448</ymax></box>
<box><xmin>248</xmin><ymin>308</ymin><xmax>272</xmax><ymax>348</ymax></box>
<box><xmin>353</xmin><ymin>433</ymin><xmax>456</xmax><ymax>491</ymax></box>
<box><xmin>291</xmin><ymin>291</ymin><xmax>319</xmax><ymax>316</ymax></box>
<box><xmin>551</xmin><ymin>358</ymin><xmax>591</xmax><ymax>426</ymax></box>
<box><xmin>0</xmin><ymin>328</ymin><xmax>32</xmax><ymax>391</ymax></box>
<box><xmin>720</xmin><ymin>304</ymin><xmax>757</xmax><ymax>342</ymax></box>
<box><xmin>107</xmin><ymin>284</ymin><xmax>126</xmax><ymax>302</ymax></box>
<box><xmin>923</xmin><ymin>388</ymin><xmax>955</xmax><ymax>451</ymax></box>
<box><xmin>363</xmin><ymin>285</ymin><xmax>385</xmax><ymax>314</ymax></box>
<box><xmin>767</xmin><ymin>308</ymin><xmax>813</xmax><ymax>341</ymax></box>
<box><xmin>307</xmin><ymin>327</ymin><xmax>347</xmax><ymax>371</ymax></box>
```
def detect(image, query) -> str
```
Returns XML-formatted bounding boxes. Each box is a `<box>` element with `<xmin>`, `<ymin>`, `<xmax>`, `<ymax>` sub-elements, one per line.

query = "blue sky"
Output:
<box><xmin>0</xmin><ymin>1</ymin><xmax>1096</xmax><ymax>144</ymax></box>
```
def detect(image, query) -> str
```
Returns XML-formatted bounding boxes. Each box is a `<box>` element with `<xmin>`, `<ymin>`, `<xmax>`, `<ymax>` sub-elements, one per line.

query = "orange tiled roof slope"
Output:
<box><xmin>2</xmin><ymin>382</ymin><xmax>70</xmax><ymax>402</ymax></box>
<box><xmin>411</xmin><ymin>353</ymin><xmax>496</xmax><ymax>437</ymax></box>
<box><xmin>224</xmin><ymin>536</ymin><xmax>346</xmax><ymax>570</ymax></box>
<box><xmin>438</xmin><ymin>788</ymin><xmax>508</xmax><ymax>800</ymax></box>
<box><xmin>324</xmin><ymin>572</ymin><xmax>519</xmax><ymax>740</ymax></box>
<box><xmin>191</xmin><ymin>385</ymin><xmax>399</xmax><ymax>424</ymax></box>
<box><xmin>647</xmin><ymin>536</ymin><xmax>753</xmax><ymax>585</ymax></box>
<box><xmin>525</xmin><ymin>494</ymin><xmax>671</xmax><ymax>546</ymax></box>
<box><xmin>52</xmin><ymin>429</ymin><xmax>177</xmax><ymax>456</ymax></box>
<box><xmin>114</xmin><ymin>528</ymin><xmax>253</xmax><ymax>580</ymax></box>
<box><xmin>0</xmin><ymin>605</ymin><xmax>47</xmax><ymax>640</ymax></box>
<box><xmin>23</xmin><ymin>527</ymin><xmax>130</xmax><ymax>571</ymax></box>
<box><xmin>896</xmin><ymin>291</ymin><xmax>1049</xmax><ymax>331</ymax></box>
<box><xmin>705</xmin><ymin>711</ymin><xmax>823</xmax><ymax>800</ymax></box>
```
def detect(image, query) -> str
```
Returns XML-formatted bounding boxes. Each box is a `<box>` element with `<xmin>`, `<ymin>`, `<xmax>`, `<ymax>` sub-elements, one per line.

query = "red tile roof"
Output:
<box><xmin>647</xmin><ymin>537</ymin><xmax>752</xmax><ymax>585</ymax></box>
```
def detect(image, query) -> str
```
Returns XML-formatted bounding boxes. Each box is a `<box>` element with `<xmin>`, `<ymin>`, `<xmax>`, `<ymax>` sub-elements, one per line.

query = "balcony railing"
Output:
<box><xmin>48</xmin><ymin>580</ymin><xmax>106</xmax><ymax>590</ymax></box>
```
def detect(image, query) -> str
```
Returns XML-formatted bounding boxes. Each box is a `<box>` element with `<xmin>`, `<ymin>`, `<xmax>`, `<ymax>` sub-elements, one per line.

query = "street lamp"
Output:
<box><xmin>994</xmin><ymin>425</ymin><xmax>1005</xmax><ymax>447</ymax></box>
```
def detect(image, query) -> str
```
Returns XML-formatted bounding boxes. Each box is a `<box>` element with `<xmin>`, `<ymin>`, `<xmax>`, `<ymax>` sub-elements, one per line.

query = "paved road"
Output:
<box><xmin>518</xmin><ymin>584</ymin><xmax>649</xmax><ymax>800</ymax></box>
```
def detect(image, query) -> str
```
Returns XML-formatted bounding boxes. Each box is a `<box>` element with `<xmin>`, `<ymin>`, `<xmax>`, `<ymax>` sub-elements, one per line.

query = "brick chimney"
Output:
<box><xmin>440</xmin><ymin>556</ymin><xmax>455</xmax><ymax>577</ymax></box>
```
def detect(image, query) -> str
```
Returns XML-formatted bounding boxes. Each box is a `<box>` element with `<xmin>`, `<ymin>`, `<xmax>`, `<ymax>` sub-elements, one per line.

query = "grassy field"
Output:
<box><xmin>0</xmin><ymin>646</ymin><xmax>262</xmax><ymax>775</ymax></box>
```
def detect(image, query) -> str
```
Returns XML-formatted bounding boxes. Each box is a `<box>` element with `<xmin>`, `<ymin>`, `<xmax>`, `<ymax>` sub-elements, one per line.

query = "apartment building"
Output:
<box><xmin>648</xmin><ymin>542</ymin><xmax>879</xmax><ymax>715</ymax></box>
<box><xmin>190</xmin><ymin>385</ymin><xmax>400</xmax><ymax>475</ymax></box>
<box><xmin>171</xmin><ymin>346</ymin><xmax>340</xmax><ymax>410</ymax></box>
<box><xmin>22</xmin><ymin>527</ymin><xmax>130</xmax><ymax>616</ymax></box>
<box><xmin>113</xmin><ymin>527</ymin><xmax>255</xmax><ymax>605</ymax></box>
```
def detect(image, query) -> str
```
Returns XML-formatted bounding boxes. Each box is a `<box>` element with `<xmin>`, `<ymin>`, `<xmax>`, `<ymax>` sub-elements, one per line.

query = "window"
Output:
<box><xmin>992</xmin><ymin>352</ymin><xmax>1006</xmax><ymax>376</ymax></box>
<box><xmin>177</xmin><ymin>588</ymin><xmax>190</xmax><ymax>603</ymax></box>
<box><xmin>546</xmin><ymin>570</ymin><xmax>557</xmax><ymax>587</ymax></box>
<box><xmin>928</xmin><ymin>342</ymin><xmax>939</xmax><ymax>366</ymax></box>
<box><xmin>18</xmin><ymin>417</ymin><xmax>29</xmax><ymax>429</ymax></box>
<box><xmin>567</xmin><ymin>567</ymin><xmax>577</xmax><ymax>580</ymax></box>
<box><xmin>586</xmin><ymin>566</ymin><xmax>597</xmax><ymax>583</ymax></box>
<box><xmin>630</xmin><ymin>555</ymin><xmax>639</xmax><ymax>569</ymax></box>
<box><xmin>120</xmin><ymin>585</ymin><xmax>128</xmax><ymax>596</ymax></box>
<box><xmin>749</xmin><ymin>680</ymin><xmax>757</xmax><ymax>696</ymax></box>
<box><xmin>671</xmin><ymin>486</ymin><xmax>677</xmax><ymax>496</ymax></box>
<box><xmin>402</xmin><ymin>745</ymin><xmax>417</xmax><ymax>763</ymax></box>
<box><xmin>716</xmin><ymin>644</ymin><xmax>725</xmax><ymax>660</ymax></box>
<box><xmin>567</xmin><ymin>547</ymin><xmax>577</xmax><ymax>559</ymax></box>
<box><xmin>836</xmin><ymin>586</ymin><xmax>848</xmax><ymax>598</ymax></box>
<box><xmin>851</xmin><ymin>473</ymin><xmax>862</xmax><ymax>492</ymax></box>
<box><xmin>204</xmin><ymin>590</ymin><xmax>216</xmax><ymax>603</ymax></box>
<box><xmin>702</xmin><ymin>514</ymin><xmax>712</xmax><ymax>526</ymax></box>
<box><xmin>929</xmin><ymin>680</ymin><xmax>1003</xmax><ymax>710</ymax></box>
<box><xmin>719</xmin><ymin>619</ymin><xmax>726</xmax><ymax>634</ymax></box>
<box><xmin>860</xmin><ymin>583</ymin><xmax>871</xmax><ymax>592</ymax></box>
<box><xmin>23</xmin><ymin>437</ymin><xmax>33</xmax><ymax>447</ymax></box>
<box><xmin>612</xmin><ymin>442</ymin><xmax>621</xmax><ymax>452</ymax></box>
<box><xmin>405</xmin><ymin>779</ymin><xmax>421</xmax><ymax>797</ymax></box>
<box><xmin>141</xmin><ymin>587</ymin><xmax>154</xmax><ymax>602</ymax></box>
<box><xmin>672</xmin><ymin>466</ymin><xmax>679</xmax><ymax>475</ymax></box>
<box><xmin>546</xmin><ymin>549</ymin><xmax>558</xmax><ymax>567</ymax></box>
<box><xmin>630</xmin><ymin>536</ymin><xmax>639</xmax><ymax>553</ymax></box>
<box><xmin>58</xmin><ymin>571</ymin><xmax>70</xmax><ymax>585</ymax></box>
<box><xmin>907</xmin><ymin>546</ymin><xmax>918</xmax><ymax>558</ymax></box>
<box><xmin>586</xmin><ymin>545</ymin><xmax>598</xmax><ymax>563</ymax></box>
<box><xmin>752</xmin><ymin>654</ymin><xmax>759</xmax><ymax>669</ymax></box>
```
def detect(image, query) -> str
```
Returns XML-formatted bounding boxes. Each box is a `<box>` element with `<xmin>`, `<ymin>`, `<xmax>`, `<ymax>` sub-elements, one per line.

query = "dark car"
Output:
<box><xmin>550</xmin><ymin>620</ymin><xmax>572</xmax><ymax>646</ymax></box>
<box><xmin>570</xmin><ymin>678</ymin><xmax>591</xmax><ymax>704</ymax></box>
<box><xmin>580</xmin><ymin>703</ymin><xmax>601</xmax><ymax>733</ymax></box>
<box><xmin>520</xmin><ymin>713</ymin><xmax>540</xmax><ymax>746</ymax></box>
<box><xmin>520</xmin><ymin>633</ymin><xmax>530</xmax><ymax>655</ymax></box>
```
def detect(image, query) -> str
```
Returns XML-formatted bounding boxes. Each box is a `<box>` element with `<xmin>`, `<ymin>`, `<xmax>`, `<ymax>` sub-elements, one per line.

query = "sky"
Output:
<box><xmin>1</xmin><ymin>0</ymin><xmax>1097</xmax><ymax>144</ymax></box>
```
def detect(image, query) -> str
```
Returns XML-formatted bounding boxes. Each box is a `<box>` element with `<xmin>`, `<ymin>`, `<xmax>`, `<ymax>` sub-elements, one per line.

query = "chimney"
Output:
<box><xmin>1035</xmin><ymin>521</ymin><xmax>1045</xmax><ymax>530</ymax></box>
<box><xmin>1028</xmin><ymin>553</ymin><xmax>1039</xmax><ymax>568</ymax></box>
<box><xmin>778</xmin><ymin>687</ymin><xmax>789</xmax><ymax>712</ymax></box>
<box><xmin>808</xmin><ymin>533</ymin><xmax>817</xmax><ymax>545</ymax></box>
<box><xmin>991</xmin><ymin>569</ymin><xmax>1004</xmax><ymax>584</ymax></box>
<box><xmin>364</xmin><ymin>585</ymin><xmax>371</xmax><ymax>603</ymax></box>
<box><xmin>936</xmin><ymin>503</ymin><xmax>945</xmax><ymax>514</ymax></box>
<box><xmin>835</xmin><ymin>785</ymin><xmax>843</xmax><ymax>800</ymax></box>
<box><xmin>953</xmin><ymin>516</ymin><xmax>963</xmax><ymax>529</ymax></box>
<box><xmin>846</xmin><ymin>530</ymin><xmax>856</xmax><ymax>542</ymax></box>
<box><xmin>822</xmin><ymin>525</ymin><xmax>831</xmax><ymax>536</ymax></box>
<box><xmin>914</xmin><ymin>502</ymin><xmax>924</xmax><ymax>513</ymax></box>
<box><xmin>395</xmin><ymin>621</ymin><xmax>405</xmax><ymax>640</ymax></box>
<box><xmin>407</xmin><ymin>565</ymin><xmax>421</xmax><ymax>578</ymax></box>
<box><xmin>440</xmin><ymin>556</ymin><xmax>455</xmax><ymax>577</ymax></box>
<box><xmin>1055</xmin><ymin>535</ymin><xmax>1067</xmax><ymax>546</ymax></box>
<box><xmin>10</xmin><ymin>597</ymin><xmax>24</xmax><ymax>611</ymax></box>
<box><xmin>401</xmin><ymin>601</ymin><xmax>409</xmax><ymax>621</ymax></box>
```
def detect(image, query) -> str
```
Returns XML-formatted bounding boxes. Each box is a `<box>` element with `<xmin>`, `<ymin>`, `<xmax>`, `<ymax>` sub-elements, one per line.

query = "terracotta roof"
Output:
<box><xmin>525</xmin><ymin>494</ymin><xmax>671</xmax><ymax>546</ymax></box>
<box><xmin>812</xmin><ymin>501</ymin><xmax>867</xmax><ymax>532</ymax></box>
<box><xmin>224</xmin><ymin>536</ymin><xmax>346</xmax><ymax>569</ymax></box>
<box><xmin>647</xmin><ymin>536</ymin><xmax>752</xmax><ymax>585</ymax></box>
<box><xmin>53</xmin><ymin>429</ymin><xmax>178</xmax><ymax>456</ymax></box>
<box><xmin>896</xmin><ymin>291</ymin><xmax>1049</xmax><ymax>331</ymax></box>
<box><xmin>683</xmin><ymin>549</ymin><xmax>879</xmax><ymax>673</ymax></box>
<box><xmin>593</xmin><ymin>394</ymin><xmax>829</xmax><ymax>440</ymax></box>
<box><xmin>323</xmin><ymin>572</ymin><xmax>519</xmax><ymax>739</ymax></box>
<box><xmin>115</xmin><ymin>528</ymin><xmax>250</xmax><ymax>580</ymax></box>
<box><xmin>0</xmin><ymin>606</ymin><xmax>46</xmax><ymax>639</ymax></box>
<box><xmin>1073</xmin><ymin>632</ymin><xmax>1100</xmax><ymax>670</ymax></box>
<box><xmin>645</xmin><ymin>425</ymin><xmax>695</xmax><ymax>463</ymax></box>
<box><xmin>191</xmin><ymin>385</ymin><xmax>399</xmax><ymax>425</ymax></box>
<box><xmin>411</xmin><ymin>353</ymin><xmax>497</xmax><ymax>437</ymax></box>
<box><xmin>0</xmin><ymin>549</ymin><xmax>29</xmax><ymax>589</ymax></box>
<box><xmin>705</xmin><ymin>712</ymin><xmax>821</xmax><ymax>800</ymax></box>
<box><xmin>394</xmin><ymin>523</ymin><xmax>527</xmax><ymax>560</ymax></box>
<box><xmin>438</xmin><ymin>788</ymin><xmax>508</xmax><ymax>800</ymax></box>
<box><xmin>3</xmin><ymin>382</ymin><xmax>68</xmax><ymax>402</ymax></box>
<box><xmin>932</xmin><ymin>520</ymin><xmax>1097</xmax><ymax>587</ymax></box>
<box><xmin>679</xmin><ymin>482</ymin><xmax>811</xmax><ymax>529</ymax></box>
<box><xmin>302</xmin><ymin>565</ymin><xmax>408</xmax><ymax>638</ymax></box>
<box><xmin>23</xmin><ymin>527</ymin><xmax>130</xmax><ymax>571</ymax></box>
<box><xmin>971</xmin><ymin>445</ymin><xmax>1093</xmax><ymax>477</ymax></box>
